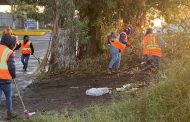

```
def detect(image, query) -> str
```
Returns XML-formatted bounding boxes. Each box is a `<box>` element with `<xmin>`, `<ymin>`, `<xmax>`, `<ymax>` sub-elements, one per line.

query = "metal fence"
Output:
<box><xmin>0</xmin><ymin>13</ymin><xmax>13</xmax><ymax>27</ymax></box>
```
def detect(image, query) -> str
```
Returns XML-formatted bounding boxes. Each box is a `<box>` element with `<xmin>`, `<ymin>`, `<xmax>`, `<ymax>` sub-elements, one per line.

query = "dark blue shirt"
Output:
<box><xmin>119</xmin><ymin>33</ymin><xmax>127</xmax><ymax>44</ymax></box>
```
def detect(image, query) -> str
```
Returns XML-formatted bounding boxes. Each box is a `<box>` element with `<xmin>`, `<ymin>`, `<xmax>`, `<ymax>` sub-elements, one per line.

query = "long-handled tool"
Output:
<box><xmin>32</xmin><ymin>54</ymin><xmax>41</xmax><ymax>64</ymax></box>
<box><xmin>26</xmin><ymin>49</ymin><xmax>41</xmax><ymax>64</ymax></box>
<box><xmin>13</xmin><ymin>80</ymin><xmax>31</xmax><ymax>120</ymax></box>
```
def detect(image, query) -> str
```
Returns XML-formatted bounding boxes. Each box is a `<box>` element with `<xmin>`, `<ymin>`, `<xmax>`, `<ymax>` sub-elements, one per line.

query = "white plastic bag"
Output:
<box><xmin>86</xmin><ymin>87</ymin><xmax>111</xmax><ymax>96</ymax></box>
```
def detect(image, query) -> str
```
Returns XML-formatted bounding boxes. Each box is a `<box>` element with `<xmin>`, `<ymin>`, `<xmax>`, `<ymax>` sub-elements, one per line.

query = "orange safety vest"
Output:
<box><xmin>0</xmin><ymin>45</ymin><xmax>13</xmax><ymax>80</ymax></box>
<box><xmin>110</xmin><ymin>35</ymin><xmax>125</xmax><ymax>52</ymax></box>
<box><xmin>111</xmin><ymin>41</ymin><xmax>125</xmax><ymax>52</ymax></box>
<box><xmin>120</xmin><ymin>32</ymin><xmax>128</xmax><ymax>43</ymax></box>
<box><xmin>21</xmin><ymin>40</ymin><xmax>31</xmax><ymax>54</ymax></box>
<box><xmin>143</xmin><ymin>34</ymin><xmax>161</xmax><ymax>57</ymax></box>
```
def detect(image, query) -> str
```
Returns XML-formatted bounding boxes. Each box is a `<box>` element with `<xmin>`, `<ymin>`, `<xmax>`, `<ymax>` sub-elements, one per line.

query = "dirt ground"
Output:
<box><xmin>1</xmin><ymin>70</ymin><xmax>145</xmax><ymax>120</ymax></box>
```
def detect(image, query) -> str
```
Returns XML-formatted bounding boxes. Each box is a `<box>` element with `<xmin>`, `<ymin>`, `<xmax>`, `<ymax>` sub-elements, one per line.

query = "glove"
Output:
<box><xmin>126</xmin><ymin>43</ymin><xmax>133</xmax><ymax>49</ymax></box>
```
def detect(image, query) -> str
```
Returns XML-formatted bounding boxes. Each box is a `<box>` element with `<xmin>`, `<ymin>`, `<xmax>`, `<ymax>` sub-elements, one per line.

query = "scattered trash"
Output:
<box><xmin>116</xmin><ymin>83</ymin><xmax>133</xmax><ymax>92</ymax></box>
<box><xmin>161</xmin><ymin>74</ymin><xmax>167</xmax><ymax>79</ymax></box>
<box><xmin>141</xmin><ymin>61</ymin><xmax>146</xmax><ymax>65</ymax></box>
<box><xmin>116</xmin><ymin>87</ymin><xmax>125</xmax><ymax>92</ymax></box>
<box><xmin>28</xmin><ymin>112</ymin><xmax>36</xmax><ymax>116</ymax></box>
<box><xmin>23</xmin><ymin>110</ymin><xmax>36</xmax><ymax>120</ymax></box>
<box><xmin>70</xmin><ymin>87</ymin><xmax>80</xmax><ymax>89</ymax></box>
<box><xmin>137</xmin><ymin>81</ymin><xmax>148</xmax><ymax>86</ymax></box>
<box><xmin>125</xmin><ymin>88</ymin><xmax>139</xmax><ymax>93</ymax></box>
<box><xmin>116</xmin><ymin>83</ymin><xmax>139</xmax><ymax>92</ymax></box>
<box><xmin>123</xmin><ymin>83</ymin><xmax>133</xmax><ymax>89</ymax></box>
<box><xmin>86</xmin><ymin>87</ymin><xmax>112</xmax><ymax>96</ymax></box>
<box><xmin>130</xmin><ymin>88</ymin><xmax>138</xmax><ymax>92</ymax></box>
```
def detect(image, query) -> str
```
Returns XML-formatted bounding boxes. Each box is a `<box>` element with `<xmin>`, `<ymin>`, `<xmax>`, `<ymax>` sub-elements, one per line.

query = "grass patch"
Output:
<box><xmin>0</xmin><ymin>29</ymin><xmax>52</xmax><ymax>36</ymax></box>
<box><xmin>13</xmin><ymin>31</ymin><xmax>45</xmax><ymax>36</ymax></box>
<box><xmin>13</xmin><ymin>63</ymin><xmax>190</xmax><ymax>122</ymax></box>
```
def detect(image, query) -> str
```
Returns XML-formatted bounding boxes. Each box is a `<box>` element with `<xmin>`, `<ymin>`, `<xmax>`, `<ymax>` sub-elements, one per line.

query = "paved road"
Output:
<box><xmin>14</xmin><ymin>33</ymin><xmax>50</xmax><ymax>90</ymax></box>
<box><xmin>0</xmin><ymin>33</ymin><xmax>50</xmax><ymax>96</ymax></box>
<box><xmin>0</xmin><ymin>33</ymin><xmax>50</xmax><ymax>120</ymax></box>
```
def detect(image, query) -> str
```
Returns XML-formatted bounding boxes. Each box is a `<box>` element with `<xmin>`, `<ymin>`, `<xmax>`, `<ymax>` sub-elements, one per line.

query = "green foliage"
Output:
<box><xmin>73</xmin><ymin>18</ymin><xmax>90</xmax><ymax>44</ymax></box>
<box><xmin>148</xmin><ymin>0</ymin><xmax>190</xmax><ymax>24</ymax></box>
<box><xmin>75</xmin><ymin>0</ymin><xmax>190</xmax><ymax>55</ymax></box>
<box><xmin>20</xmin><ymin>0</ymin><xmax>190</xmax><ymax>55</ymax></box>
<box><xmin>13</xmin><ymin>0</ymin><xmax>39</xmax><ymax>21</ymax></box>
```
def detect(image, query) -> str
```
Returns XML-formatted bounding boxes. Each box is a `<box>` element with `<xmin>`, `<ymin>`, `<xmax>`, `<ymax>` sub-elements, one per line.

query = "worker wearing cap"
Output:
<box><xmin>107</xmin><ymin>28</ymin><xmax>132</xmax><ymax>74</ymax></box>
<box><xmin>14</xmin><ymin>35</ymin><xmax>34</xmax><ymax>71</ymax></box>
<box><xmin>0</xmin><ymin>34</ymin><xmax>17</xmax><ymax>120</ymax></box>
<box><xmin>119</xmin><ymin>27</ymin><xmax>132</xmax><ymax>48</ymax></box>
<box><xmin>142</xmin><ymin>28</ymin><xmax>165</xmax><ymax>84</ymax></box>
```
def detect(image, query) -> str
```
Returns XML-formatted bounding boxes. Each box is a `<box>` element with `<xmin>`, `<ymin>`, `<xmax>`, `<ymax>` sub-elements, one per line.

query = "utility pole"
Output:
<box><xmin>10</xmin><ymin>0</ymin><xmax>16</xmax><ymax>29</ymax></box>
<box><xmin>36</xmin><ymin>0</ymin><xmax>39</xmax><ymax>30</ymax></box>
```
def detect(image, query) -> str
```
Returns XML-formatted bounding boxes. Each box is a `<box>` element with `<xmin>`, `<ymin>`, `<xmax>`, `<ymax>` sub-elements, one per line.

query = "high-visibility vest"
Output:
<box><xmin>110</xmin><ymin>36</ymin><xmax>125</xmax><ymax>52</ymax></box>
<box><xmin>0</xmin><ymin>45</ymin><xmax>13</xmax><ymax>80</ymax></box>
<box><xmin>21</xmin><ymin>40</ymin><xmax>31</xmax><ymax>54</ymax></box>
<box><xmin>111</xmin><ymin>41</ymin><xmax>125</xmax><ymax>52</ymax></box>
<box><xmin>143</xmin><ymin>34</ymin><xmax>161</xmax><ymax>57</ymax></box>
<box><xmin>120</xmin><ymin>32</ymin><xmax>128</xmax><ymax>43</ymax></box>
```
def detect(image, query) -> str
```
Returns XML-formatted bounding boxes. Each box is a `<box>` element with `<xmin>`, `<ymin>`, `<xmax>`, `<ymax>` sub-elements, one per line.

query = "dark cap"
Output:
<box><xmin>124</xmin><ymin>27</ymin><xmax>131</xmax><ymax>35</ymax></box>
<box><xmin>146</xmin><ymin>28</ymin><xmax>153</xmax><ymax>35</ymax></box>
<box><xmin>0</xmin><ymin>34</ymin><xmax>16</xmax><ymax>49</ymax></box>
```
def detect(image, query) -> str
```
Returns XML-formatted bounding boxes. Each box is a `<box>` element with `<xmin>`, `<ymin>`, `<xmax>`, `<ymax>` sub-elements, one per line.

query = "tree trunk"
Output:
<box><xmin>48</xmin><ymin>0</ymin><xmax>60</xmax><ymax>73</ymax></box>
<box><xmin>56</xmin><ymin>29</ymin><xmax>76</xmax><ymax>70</ymax></box>
<box><xmin>48</xmin><ymin>0</ymin><xmax>77</xmax><ymax>73</ymax></box>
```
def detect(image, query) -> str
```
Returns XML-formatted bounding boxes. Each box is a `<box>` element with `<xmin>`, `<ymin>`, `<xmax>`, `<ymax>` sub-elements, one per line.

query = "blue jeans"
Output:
<box><xmin>108</xmin><ymin>45</ymin><xmax>121</xmax><ymax>70</ymax></box>
<box><xmin>0</xmin><ymin>83</ymin><xmax>12</xmax><ymax>112</ymax></box>
<box><xmin>152</xmin><ymin>55</ymin><xmax>160</xmax><ymax>68</ymax></box>
<box><xmin>21</xmin><ymin>55</ymin><xmax>30</xmax><ymax>69</ymax></box>
<box><xmin>143</xmin><ymin>55</ymin><xmax>160</xmax><ymax>83</ymax></box>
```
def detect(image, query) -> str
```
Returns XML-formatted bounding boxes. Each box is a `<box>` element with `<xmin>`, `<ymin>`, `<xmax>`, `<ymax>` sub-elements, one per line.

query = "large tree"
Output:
<box><xmin>31</xmin><ymin>0</ymin><xmax>190</xmax><ymax>73</ymax></box>
<box><xmin>36</xmin><ymin>0</ymin><xmax>89</xmax><ymax>73</ymax></box>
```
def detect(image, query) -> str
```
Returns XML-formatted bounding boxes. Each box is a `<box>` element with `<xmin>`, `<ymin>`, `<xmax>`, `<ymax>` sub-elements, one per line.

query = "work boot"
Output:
<box><xmin>24</xmin><ymin>68</ymin><xmax>27</xmax><ymax>71</ymax></box>
<box><xmin>108</xmin><ymin>68</ymin><xmax>112</xmax><ymax>74</ymax></box>
<box><xmin>115</xmin><ymin>69</ymin><xmax>120</xmax><ymax>74</ymax></box>
<box><xmin>7</xmin><ymin>112</ymin><xmax>18</xmax><ymax>120</ymax></box>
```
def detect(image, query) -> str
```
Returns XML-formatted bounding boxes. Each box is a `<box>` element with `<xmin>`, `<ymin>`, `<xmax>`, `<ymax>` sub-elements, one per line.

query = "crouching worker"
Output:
<box><xmin>142</xmin><ymin>28</ymin><xmax>165</xmax><ymax>84</ymax></box>
<box><xmin>0</xmin><ymin>34</ymin><xmax>17</xmax><ymax>120</ymax></box>
<box><xmin>15</xmin><ymin>35</ymin><xmax>34</xmax><ymax>71</ymax></box>
<box><xmin>107</xmin><ymin>32</ymin><xmax>125</xmax><ymax>74</ymax></box>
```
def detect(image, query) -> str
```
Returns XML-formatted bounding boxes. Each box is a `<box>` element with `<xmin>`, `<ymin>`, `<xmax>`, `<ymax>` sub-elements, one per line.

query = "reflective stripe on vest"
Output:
<box><xmin>21</xmin><ymin>40</ymin><xmax>31</xmax><ymax>54</ymax></box>
<box><xmin>0</xmin><ymin>45</ymin><xmax>13</xmax><ymax>80</ymax></box>
<box><xmin>143</xmin><ymin>34</ymin><xmax>161</xmax><ymax>57</ymax></box>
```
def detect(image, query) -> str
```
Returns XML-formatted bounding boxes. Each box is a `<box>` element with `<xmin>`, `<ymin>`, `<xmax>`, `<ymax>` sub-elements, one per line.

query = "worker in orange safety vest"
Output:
<box><xmin>107</xmin><ymin>27</ymin><xmax>132</xmax><ymax>74</ymax></box>
<box><xmin>14</xmin><ymin>35</ymin><xmax>34</xmax><ymax>71</ymax></box>
<box><xmin>0</xmin><ymin>34</ymin><xmax>18</xmax><ymax>120</ymax></box>
<box><xmin>142</xmin><ymin>28</ymin><xmax>165</xmax><ymax>84</ymax></box>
